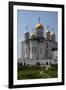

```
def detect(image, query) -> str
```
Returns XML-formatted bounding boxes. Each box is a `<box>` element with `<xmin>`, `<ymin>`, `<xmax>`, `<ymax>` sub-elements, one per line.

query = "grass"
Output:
<box><xmin>17</xmin><ymin>64</ymin><xmax>58</xmax><ymax>80</ymax></box>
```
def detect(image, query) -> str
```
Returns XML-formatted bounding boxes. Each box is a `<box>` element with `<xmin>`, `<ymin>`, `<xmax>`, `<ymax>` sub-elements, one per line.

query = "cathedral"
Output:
<box><xmin>19</xmin><ymin>17</ymin><xmax>58</xmax><ymax>65</ymax></box>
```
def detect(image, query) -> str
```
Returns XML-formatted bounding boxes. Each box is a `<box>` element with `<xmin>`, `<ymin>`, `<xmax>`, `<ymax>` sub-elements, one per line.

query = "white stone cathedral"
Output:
<box><xmin>18</xmin><ymin>18</ymin><xmax>58</xmax><ymax>65</ymax></box>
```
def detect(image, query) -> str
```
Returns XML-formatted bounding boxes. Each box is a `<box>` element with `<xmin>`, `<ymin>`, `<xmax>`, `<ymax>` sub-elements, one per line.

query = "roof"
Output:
<box><xmin>51</xmin><ymin>48</ymin><xmax>58</xmax><ymax>51</ymax></box>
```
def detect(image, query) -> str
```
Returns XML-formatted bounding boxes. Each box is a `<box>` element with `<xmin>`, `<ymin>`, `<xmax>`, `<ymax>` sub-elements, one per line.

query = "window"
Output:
<box><xmin>56</xmin><ymin>56</ymin><xmax>57</xmax><ymax>58</ymax></box>
<box><xmin>20</xmin><ymin>63</ymin><xmax>22</xmax><ymax>66</ymax></box>
<box><xmin>46</xmin><ymin>50</ymin><xmax>48</xmax><ymax>56</ymax></box>
<box><xmin>54</xmin><ymin>59</ymin><xmax>57</xmax><ymax>62</ymax></box>
<box><xmin>32</xmin><ymin>47</ymin><xmax>34</xmax><ymax>53</ymax></box>
<box><xmin>47</xmin><ymin>43</ymin><xmax>48</xmax><ymax>48</ymax></box>
<box><xmin>35</xmin><ymin>47</ymin><xmax>36</xmax><ymax>53</ymax></box>
<box><xmin>36</xmin><ymin>62</ymin><xmax>40</xmax><ymax>66</ymax></box>
<box><xmin>32</xmin><ymin>47</ymin><xmax>36</xmax><ymax>53</ymax></box>
<box><xmin>26</xmin><ymin>48</ymin><xmax>27</xmax><ymax>54</ymax></box>
<box><xmin>46</xmin><ymin>62</ymin><xmax>48</xmax><ymax>65</ymax></box>
<box><xmin>40</xmin><ymin>48</ymin><xmax>42</xmax><ymax>53</ymax></box>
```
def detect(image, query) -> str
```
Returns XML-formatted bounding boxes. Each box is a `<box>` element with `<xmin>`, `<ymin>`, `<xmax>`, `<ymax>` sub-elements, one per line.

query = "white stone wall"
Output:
<box><xmin>30</xmin><ymin>40</ymin><xmax>38</xmax><ymax>59</ymax></box>
<box><xmin>21</xmin><ymin>41</ymin><xmax>25</xmax><ymax>59</ymax></box>
<box><xmin>25</xmin><ymin>42</ymin><xmax>30</xmax><ymax>59</ymax></box>
<box><xmin>50</xmin><ymin>42</ymin><xmax>57</xmax><ymax>58</ymax></box>
<box><xmin>21</xmin><ymin>39</ymin><xmax>58</xmax><ymax>63</ymax></box>
<box><xmin>51</xmin><ymin>33</ymin><xmax>55</xmax><ymax>42</ymax></box>
<box><xmin>45</xmin><ymin>40</ymin><xmax>57</xmax><ymax>59</ymax></box>
<box><xmin>51</xmin><ymin>42</ymin><xmax>57</xmax><ymax>49</ymax></box>
<box><xmin>30</xmin><ymin>40</ymin><xmax>46</xmax><ymax>60</ymax></box>
<box><xmin>45</xmin><ymin>41</ymin><xmax>52</xmax><ymax>59</ymax></box>
<box><xmin>52</xmin><ymin>51</ymin><xmax>57</xmax><ymax>63</ymax></box>
<box><xmin>39</xmin><ymin>41</ymin><xmax>45</xmax><ymax>59</ymax></box>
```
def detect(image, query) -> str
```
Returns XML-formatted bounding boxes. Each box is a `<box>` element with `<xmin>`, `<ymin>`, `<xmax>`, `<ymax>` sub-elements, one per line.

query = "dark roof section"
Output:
<box><xmin>29</xmin><ymin>37</ymin><xmax>45</xmax><ymax>41</ymax></box>
<box><xmin>51</xmin><ymin>48</ymin><xmax>58</xmax><ymax>51</ymax></box>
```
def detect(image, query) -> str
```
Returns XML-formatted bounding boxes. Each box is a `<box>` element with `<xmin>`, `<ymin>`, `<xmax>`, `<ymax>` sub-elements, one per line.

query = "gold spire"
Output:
<box><xmin>35</xmin><ymin>16</ymin><xmax>44</xmax><ymax>30</ymax></box>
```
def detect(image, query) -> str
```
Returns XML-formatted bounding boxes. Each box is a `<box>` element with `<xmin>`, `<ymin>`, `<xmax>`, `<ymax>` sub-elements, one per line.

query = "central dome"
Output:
<box><xmin>35</xmin><ymin>23</ymin><xmax>44</xmax><ymax>30</ymax></box>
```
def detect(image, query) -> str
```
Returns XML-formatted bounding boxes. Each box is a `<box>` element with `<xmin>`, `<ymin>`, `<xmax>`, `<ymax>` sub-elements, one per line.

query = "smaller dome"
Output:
<box><xmin>35</xmin><ymin>23</ymin><xmax>44</xmax><ymax>30</ymax></box>
<box><xmin>31</xmin><ymin>32</ymin><xmax>36</xmax><ymax>38</ymax></box>
<box><xmin>46</xmin><ymin>29</ymin><xmax>50</xmax><ymax>33</ymax></box>
<box><xmin>46</xmin><ymin>29</ymin><xmax>49</xmax><ymax>33</ymax></box>
<box><xmin>24</xmin><ymin>31</ymin><xmax>29</xmax><ymax>34</ymax></box>
<box><xmin>51</xmin><ymin>32</ymin><xmax>54</xmax><ymax>35</ymax></box>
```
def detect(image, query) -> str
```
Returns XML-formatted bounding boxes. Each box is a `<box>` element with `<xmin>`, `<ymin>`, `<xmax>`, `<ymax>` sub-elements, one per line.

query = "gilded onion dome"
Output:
<box><xmin>35</xmin><ymin>23</ymin><xmax>44</xmax><ymax>30</ymax></box>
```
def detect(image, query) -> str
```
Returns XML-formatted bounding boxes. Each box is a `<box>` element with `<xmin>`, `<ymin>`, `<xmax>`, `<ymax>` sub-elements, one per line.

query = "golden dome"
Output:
<box><xmin>35</xmin><ymin>23</ymin><xmax>44</xmax><ymax>30</ymax></box>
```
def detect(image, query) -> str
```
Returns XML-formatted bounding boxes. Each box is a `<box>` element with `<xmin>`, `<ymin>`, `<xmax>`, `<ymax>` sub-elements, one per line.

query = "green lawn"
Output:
<box><xmin>17</xmin><ymin>64</ymin><xmax>58</xmax><ymax>80</ymax></box>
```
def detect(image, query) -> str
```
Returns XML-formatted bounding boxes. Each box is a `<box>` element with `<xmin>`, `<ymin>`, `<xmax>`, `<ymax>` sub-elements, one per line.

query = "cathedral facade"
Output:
<box><xmin>19</xmin><ymin>19</ymin><xmax>58</xmax><ymax>65</ymax></box>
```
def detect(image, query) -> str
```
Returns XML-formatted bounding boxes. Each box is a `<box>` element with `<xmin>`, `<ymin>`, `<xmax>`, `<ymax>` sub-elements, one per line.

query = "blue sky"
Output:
<box><xmin>17</xmin><ymin>10</ymin><xmax>58</xmax><ymax>59</ymax></box>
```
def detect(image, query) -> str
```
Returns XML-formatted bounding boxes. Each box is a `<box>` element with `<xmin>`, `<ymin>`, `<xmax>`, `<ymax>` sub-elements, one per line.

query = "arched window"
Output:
<box><xmin>32</xmin><ymin>47</ymin><xmax>36</xmax><ymax>53</ymax></box>
<box><xmin>26</xmin><ymin>48</ymin><xmax>27</xmax><ymax>54</ymax></box>
<box><xmin>35</xmin><ymin>47</ymin><xmax>36</xmax><ymax>52</ymax></box>
<box><xmin>46</xmin><ymin>62</ymin><xmax>48</xmax><ymax>65</ymax></box>
<box><xmin>40</xmin><ymin>48</ymin><xmax>42</xmax><ymax>53</ymax></box>
<box><xmin>32</xmin><ymin>47</ymin><xmax>34</xmax><ymax>53</ymax></box>
<box><xmin>36</xmin><ymin>62</ymin><xmax>40</xmax><ymax>66</ymax></box>
<box><xmin>46</xmin><ymin>50</ymin><xmax>48</xmax><ymax>56</ymax></box>
<box><xmin>47</xmin><ymin>43</ymin><xmax>48</xmax><ymax>48</ymax></box>
<box><xmin>50</xmin><ymin>62</ymin><xmax>51</xmax><ymax>64</ymax></box>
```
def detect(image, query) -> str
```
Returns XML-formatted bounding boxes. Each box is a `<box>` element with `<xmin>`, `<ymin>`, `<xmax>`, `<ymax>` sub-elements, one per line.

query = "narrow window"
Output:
<box><xmin>46</xmin><ymin>50</ymin><xmax>48</xmax><ymax>56</ymax></box>
<box><xmin>35</xmin><ymin>47</ymin><xmax>36</xmax><ymax>52</ymax></box>
<box><xmin>26</xmin><ymin>48</ymin><xmax>27</xmax><ymax>54</ymax></box>
<box><xmin>32</xmin><ymin>47</ymin><xmax>34</xmax><ymax>53</ymax></box>
<box><xmin>47</xmin><ymin>43</ymin><xmax>48</xmax><ymax>48</ymax></box>
<box><xmin>40</xmin><ymin>48</ymin><xmax>42</xmax><ymax>53</ymax></box>
<box><xmin>32</xmin><ymin>47</ymin><xmax>36</xmax><ymax>53</ymax></box>
<box><xmin>46</xmin><ymin>62</ymin><xmax>48</xmax><ymax>65</ymax></box>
